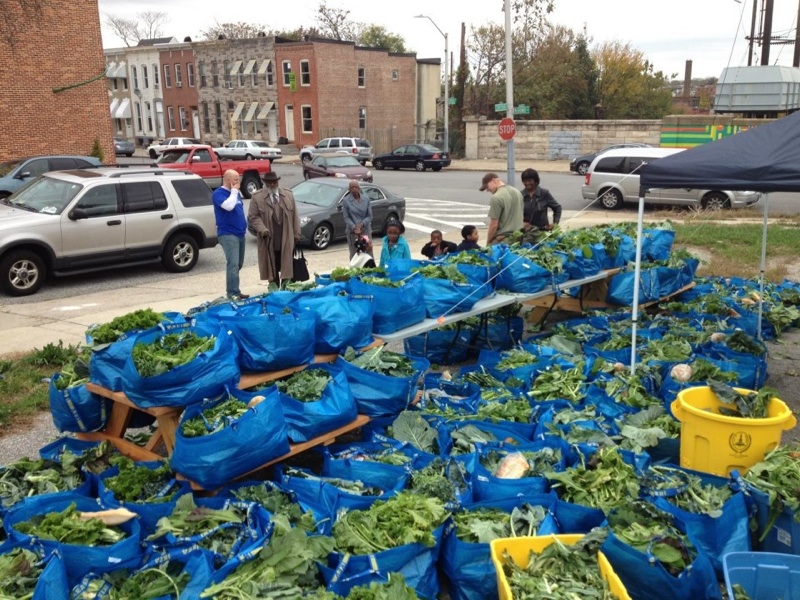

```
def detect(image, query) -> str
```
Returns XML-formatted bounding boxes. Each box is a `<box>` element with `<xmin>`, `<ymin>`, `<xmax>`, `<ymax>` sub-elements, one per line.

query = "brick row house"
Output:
<box><xmin>105</xmin><ymin>35</ymin><xmax>441</xmax><ymax>154</ymax></box>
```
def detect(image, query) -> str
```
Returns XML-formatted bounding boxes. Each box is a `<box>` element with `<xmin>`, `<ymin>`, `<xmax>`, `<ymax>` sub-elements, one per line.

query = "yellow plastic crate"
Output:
<box><xmin>672</xmin><ymin>385</ymin><xmax>796</xmax><ymax>476</ymax></box>
<box><xmin>490</xmin><ymin>534</ymin><xmax>631</xmax><ymax>600</ymax></box>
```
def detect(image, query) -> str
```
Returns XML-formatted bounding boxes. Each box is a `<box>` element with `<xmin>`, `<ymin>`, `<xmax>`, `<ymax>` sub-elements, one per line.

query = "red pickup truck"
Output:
<box><xmin>154</xmin><ymin>145</ymin><xmax>271</xmax><ymax>198</ymax></box>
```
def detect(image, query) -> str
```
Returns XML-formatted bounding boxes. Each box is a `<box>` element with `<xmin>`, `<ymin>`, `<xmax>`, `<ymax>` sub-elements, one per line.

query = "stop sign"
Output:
<box><xmin>498</xmin><ymin>117</ymin><xmax>516</xmax><ymax>141</ymax></box>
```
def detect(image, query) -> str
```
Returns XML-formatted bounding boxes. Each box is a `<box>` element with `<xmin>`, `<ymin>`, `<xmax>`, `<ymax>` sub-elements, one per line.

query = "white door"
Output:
<box><xmin>192</xmin><ymin>111</ymin><xmax>200</xmax><ymax>139</ymax></box>
<box><xmin>284</xmin><ymin>105</ymin><xmax>294</xmax><ymax>142</ymax></box>
<box><xmin>268</xmin><ymin>114</ymin><xmax>278</xmax><ymax>144</ymax></box>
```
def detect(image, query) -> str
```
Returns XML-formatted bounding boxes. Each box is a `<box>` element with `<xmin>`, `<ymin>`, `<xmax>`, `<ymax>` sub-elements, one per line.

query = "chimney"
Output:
<box><xmin>683</xmin><ymin>60</ymin><xmax>692</xmax><ymax>98</ymax></box>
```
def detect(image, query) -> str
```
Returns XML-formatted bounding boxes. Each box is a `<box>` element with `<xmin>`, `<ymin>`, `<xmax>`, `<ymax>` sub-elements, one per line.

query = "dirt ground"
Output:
<box><xmin>762</xmin><ymin>327</ymin><xmax>800</xmax><ymax>442</ymax></box>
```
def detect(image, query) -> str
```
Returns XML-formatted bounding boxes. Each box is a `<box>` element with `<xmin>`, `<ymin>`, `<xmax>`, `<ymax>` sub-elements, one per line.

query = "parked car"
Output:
<box><xmin>216</xmin><ymin>140</ymin><xmax>282</xmax><ymax>162</ymax></box>
<box><xmin>146</xmin><ymin>137</ymin><xmax>203</xmax><ymax>159</ymax></box>
<box><xmin>284</xmin><ymin>179</ymin><xmax>405</xmax><ymax>250</ymax></box>
<box><xmin>0</xmin><ymin>168</ymin><xmax>218</xmax><ymax>296</ymax></box>
<box><xmin>0</xmin><ymin>155</ymin><xmax>102</xmax><ymax>199</ymax></box>
<box><xmin>302</xmin><ymin>154</ymin><xmax>373</xmax><ymax>182</ymax></box>
<box><xmin>569</xmin><ymin>143</ymin><xmax>652</xmax><ymax>175</ymax></box>
<box><xmin>114</xmin><ymin>138</ymin><xmax>135</xmax><ymax>157</ymax></box>
<box><xmin>299</xmin><ymin>137</ymin><xmax>373</xmax><ymax>165</ymax></box>
<box><xmin>581</xmin><ymin>147</ymin><xmax>761</xmax><ymax>210</ymax></box>
<box><xmin>372</xmin><ymin>144</ymin><xmax>451</xmax><ymax>172</ymax></box>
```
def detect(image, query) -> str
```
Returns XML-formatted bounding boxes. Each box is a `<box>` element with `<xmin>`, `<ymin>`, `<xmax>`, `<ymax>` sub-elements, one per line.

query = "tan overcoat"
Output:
<box><xmin>247</xmin><ymin>187</ymin><xmax>301</xmax><ymax>282</ymax></box>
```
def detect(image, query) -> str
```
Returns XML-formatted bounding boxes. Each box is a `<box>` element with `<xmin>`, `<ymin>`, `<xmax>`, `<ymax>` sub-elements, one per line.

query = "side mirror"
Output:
<box><xmin>16</xmin><ymin>171</ymin><xmax>31</xmax><ymax>179</ymax></box>
<box><xmin>69</xmin><ymin>208</ymin><xmax>88</xmax><ymax>221</ymax></box>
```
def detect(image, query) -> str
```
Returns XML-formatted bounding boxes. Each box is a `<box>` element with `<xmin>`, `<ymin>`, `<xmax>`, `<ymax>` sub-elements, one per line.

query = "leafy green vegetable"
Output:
<box><xmin>332</xmin><ymin>492</ymin><xmax>449</xmax><ymax>554</ymax></box>
<box><xmin>530</xmin><ymin>363</ymin><xmax>586</xmax><ymax>403</ymax></box>
<box><xmin>359</xmin><ymin>276</ymin><xmax>403</xmax><ymax>288</ymax></box>
<box><xmin>275</xmin><ymin>368</ymin><xmax>332</xmax><ymax>402</ymax></box>
<box><xmin>103</xmin><ymin>457</ymin><xmax>176</xmax><ymax>503</ymax></box>
<box><xmin>329</xmin><ymin>266</ymin><xmax>386</xmax><ymax>282</ymax></box>
<box><xmin>389</xmin><ymin>411</ymin><xmax>439</xmax><ymax>454</ymax></box>
<box><xmin>454</xmin><ymin>503</ymin><xmax>548</xmax><ymax>543</ymax></box>
<box><xmin>743</xmin><ymin>443</ymin><xmax>800</xmax><ymax>536</ymax></box>
<box><xmin>480</xmin><ymin>447</ymin><xmax>562</xmax><ymax>477</ymax></box>
<box><xmin>494</xmin><ymin>349</ymin><xmax>540</xmax><ymax>371</ymax></box>
<box><xmin>408</xmin><ymin>457</ymin><xmax>469</xmax><ymax>504</ymax></box>
<box><xmin>0</xmin><ymin>457</ymin><xmax>84</xmax><ymax>510</ymax></box>
<box><xmin>15</xmin><ymin>502</ymin><xmax>126</xmax><ymax>546</ymax></box>
<box><xmin>87</xmin><ymin>309</ymin><xmax>167</xmax><ymax>345</ymax></box>
<box><xmin>180</xmin><ymin>395</ymin><xmax>249</xmax><ymax>438</ymax></box>
<box><xmin>53</xmin><ymin>346</ymin><xmax>91</xmax><ymax>390</ymax></box>
<box><xmin>411</xmin><ymin>264</ymin><xmax>467</xmax><ymax>283</ymax></box>
<box><xmin>725</xmin><ymin>330</ymin><xmax>766</xmax><ymax>356</ymax></box>
<box><xmin>710</xmin><ymin>380</ymin><xmax>778</xmax><ymax>419</ymax></box>
<box><xmin>0</xmin><ymin>548</ymin><xmax>45</xmax><ymax>598</ymax></box>
<box><xmin>230</xmin><ymin>483</ymin><xmax>317</xmax><ymax>532</ymax></box>
<box><xmin>342</xmin><ymin>346</ymin><xmax>416</xmax><ymax>377</ymax></box>
<box><xmin>132</xmin><ymin>331</ymin><xmax>215</xmax><ymax>377</ymax></box>
<box><xmin>283</xmin><ymin>467</ymin><xmax>385</xmax><ymax>496</ymax></box>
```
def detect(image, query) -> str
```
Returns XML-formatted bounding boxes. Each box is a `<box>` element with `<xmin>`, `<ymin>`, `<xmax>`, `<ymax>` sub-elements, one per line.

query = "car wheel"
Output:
<box><xmin>0</xmin><ymin>250</ymin><xmax>46</xmax><ymax>296</ymax></box>
<box><xmin>374</xmin><ymin>159</ymin><xmax>385</xmax><ymax>170</ymax></box>
<box><xmin>126</xmin><ymin>153</ymin><xmax>134</xmax><ymax>158</ymax></box>
<box><xmin>162</xmin><ymin>233</ymin><xmax>199</xmax><ymax>273</ymax></box>
<box><xmin>599</xmin><ymin>188</ymin><xmax>623</xmax><ymax>210</ymax></box>
<box><xmin>432</xmin><ymin>166</ymin><xmax>442</xmax><ymax>172</ymax></box>
<box><xmin>245</xmin><ymin>153</ymin><xmax>254</xmax><ymax>160</ymax></box>
<box><xmin>149</xmin><ymin>149</ymin><xmax>158</xmax><ymax>159</ymax></box>
<box><xmin>702</xmin><ymin>192</ymin><xmax>729</xmax><ymax>210</ymax></box>
<box><xmin>0</xmin><ymin>192</ymin><xmax>10</xmax><ymax>200</ymax></box>
<box><xmin>269</xmin><ymin>159</ymin><xmax>274</xmax><ymax>164</ymax></box>
<box><xmin>414</xmin><ymin>160</ymin><xmax>426</xmax><ymax>172</ymax></box>
<box><xmin>241</xmin><ymin>174</ymin><xmax>261</xmax><ymax>199</ymax></box>
<box><xmin>577</xmin><ymin>161</ymin><xmax>590</xmax><ymax>176</ymax></box>
<box><xmin>311</xmin><ymin>223</ymin><xmax>332</xmax><ymax>250</ymax></box>
<box><xmin>303</xmin><ymin>170</ymin><xmax>310</xmax><ymax>180</ymax></box>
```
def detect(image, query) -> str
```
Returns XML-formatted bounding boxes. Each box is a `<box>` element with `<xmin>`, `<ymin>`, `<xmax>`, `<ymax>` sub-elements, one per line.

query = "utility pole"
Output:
<box><xmin>761</xmin><ymin>0</ymin><xmax>774</xmax><ymax>66</ymax></box>
<box><xmin>504</xmin><ymin>0</ymin><xmax>515</xmax><ymax>185</ymax></box>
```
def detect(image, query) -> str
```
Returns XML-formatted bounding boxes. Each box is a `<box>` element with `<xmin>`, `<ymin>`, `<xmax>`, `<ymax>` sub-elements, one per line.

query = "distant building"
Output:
<box><xmin>0</xmin><ymin>0</ymin><xmax>114</xmax><ymax>162</ymax></box>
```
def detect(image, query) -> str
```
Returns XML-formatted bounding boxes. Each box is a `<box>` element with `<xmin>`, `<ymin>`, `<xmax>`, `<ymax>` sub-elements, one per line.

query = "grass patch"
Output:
<box><xmin>672</xmin><ymin>218</ymin><xmax>800</xmax><ymax>282</ymax></box>
<box><xmin>0</xmin><ymin>341</ymin><xmax>81</xmax><ymax>433</ymax></box>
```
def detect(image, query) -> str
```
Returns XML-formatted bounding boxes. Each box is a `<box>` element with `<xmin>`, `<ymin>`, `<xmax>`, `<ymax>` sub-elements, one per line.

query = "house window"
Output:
<box><xmin>211</xmin><ymin>61</ymin><xmax>219</xmax><ymax>87</ymax></box>
<box><xmin>163</xmin><ymin>64</ymin><xmax>172</xmax><ymax>88</ymax></box>
<box><xmin>112</xmin><ymin>79</ymin><xmax>118</xmax><ymax>91</ymax></box>
<box><xmin>134</xmin><ymin>101</ymin><xmax>143</xmax><ymax>131</ymax></box>
<box><xmin>237</xmin><ymin>63</ymin><xmax>245</xmax><ymax>87</ymax></box>
<box><xmin>179</xmin><ymin>107</ymin><xmax>188</xmax><ymax>131</ymax></box>
<box><xmin>198</xmin><ymin>61</ymin><xmax>206</xmax><ymax>87</ymax></box>
<box><xmin>131</xmin><ymin>65</ymin><xmax>139</xmax><ymax>89</ymax></box>
<box><xmin>358</xmin><ymin>106</ymin><xmax>367</xmax><ymax>129</ymax></box>
<box><xmin>167</xmin><ymin>106</ymin><xmax>175</xmax><ymax>131</ymax></box>
<box><xmin>187</xmin><ymin>63</ymin><xmax>195</xmax><ymax>87</ymax></box>
<box><xmin>266</xmin><ymin>61</ymin><xmax>274</xmax><ymax>86</ymax></box>
<box><xmin>121</xmin><ymin>75</ymin><xmax>128</xmax><ymax>91</ymax></box>
<box><xmin>214</xmin><ymin>102</ymin><xmax>222</xmax><ymax>131</ymax></box>
<box><xmin>301</xmin><ymin>105</ymin><xmax>312</xmax><ymax>133</ymax></box>
<box><xmin>144</xmin><ymin>101</ymin><xmax>153</xmax><ymax>132</ymax></box>
<box><xmin>223</xmin><ymin>60</ymin><xmax>231</xmax><ymax>86</ymax></box>
<box><xmin>175</xmin><ymin>64</ymin><xmax>183</xmax><ymax>87</ymax></box>
<box><xmin>357</xmin><ymin>66</ymin><xmax>365</xmax><ymax>88</ymax></box>
<box><xmin>142</xmin><ymin>65</ymin><xmax>149</xmax><ymax>88</ymax></box>
<box><xmin>153</xmin><ymin>63</ymin><xmax>159</xmax><ymax>86</ymax></box>
<box><xmin>391</xmin><ymin>69</ymin><xmax>399</xmax><ymax>81</ymax></box>
<box><xmin>282</xmin><ymin>61</ymin><xmax>291</xmax><ymax>86</ymax></box>
<box><xmin>300</xmin><ymin>60</ymin><xmax>310</xmax><ymax>85</ymax></box>
<box><xmin>202</xmin><ymin>102</ymin><xmax>210</xmax><ymax>133</ymax></box>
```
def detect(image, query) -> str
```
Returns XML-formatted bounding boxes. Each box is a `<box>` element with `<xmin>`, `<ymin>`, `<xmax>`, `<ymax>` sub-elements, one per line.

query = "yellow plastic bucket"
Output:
<box><xmin>671</xmin><ymin>386</ymin><xmax>797</xmax><ymax>477</ymax></box>
<box><xmin>490</xmin><ymin>534</ymin><xmax>631</xmax><ymax>600</ymax></box>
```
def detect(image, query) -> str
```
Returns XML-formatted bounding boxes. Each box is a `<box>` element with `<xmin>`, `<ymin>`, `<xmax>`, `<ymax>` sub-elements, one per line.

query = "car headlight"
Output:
<box><xmin>334</xmin><ymin>173</ymin><xmax>347</xmax><ymax>178</ymax></box>
<box><xmin>300</xmin><ymin>217</ymin><xmax>311</xmax><ymax>226</ymax></box>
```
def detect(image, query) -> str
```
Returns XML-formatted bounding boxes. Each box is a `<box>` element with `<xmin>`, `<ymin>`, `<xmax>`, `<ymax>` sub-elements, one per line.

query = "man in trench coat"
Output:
<box><xmin>247</xmin><ymin>171</ymin><xmax>301</xmax><ymax>285</ymax></box>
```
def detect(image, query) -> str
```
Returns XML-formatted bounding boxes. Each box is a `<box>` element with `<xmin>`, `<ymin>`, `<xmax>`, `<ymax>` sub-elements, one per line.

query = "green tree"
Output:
<box><xmin>593</xmin><ymin>41</ymin><xmax>673</xmax><ymax>119</ymax></box>
<box><xmin>199</xmin><ymin>21</ymin><xmax>269</xmax><ymax>40</ymax></box>
<box><xmin>89</xmin><ymin>138</ymin><xmax>104</xmax><ymax>164</ymax></box>
<box><xmin>315</xmin><ymin>0</ymin><xmax>362</xmax><ymax>41</ymax></box>
<box><xmin>358</xmin><ymin>25</ymin><xmax>407</xmax><ymax>53</ymax></box>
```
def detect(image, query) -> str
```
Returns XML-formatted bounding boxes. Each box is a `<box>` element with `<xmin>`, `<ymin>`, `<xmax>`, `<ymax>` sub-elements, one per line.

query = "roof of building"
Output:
<box><xmin>136</xmin><ymin>37</ymin><xmax>177</xmax><ymax>46</ymax></box>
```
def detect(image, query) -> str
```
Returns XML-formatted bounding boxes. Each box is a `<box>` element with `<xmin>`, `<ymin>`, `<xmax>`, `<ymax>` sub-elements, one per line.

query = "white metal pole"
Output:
<box><xmin>504</xmin><ymin>0</ymin><xmax>515</xmax><ymax>185</ymax></box>
<box><xmin>443</xmin><ymin>33</ymin><xmax>449</xmax><ymax>155</ymax></box>
<box><xmin>758</xmin><ymin>193</ymin><xmax>769</xmax><ymax>339</ymax></box>
<box><xmin>630</xmin><ymin>193</ymin><xmax>646</xmax><ymax>375</ymax></box>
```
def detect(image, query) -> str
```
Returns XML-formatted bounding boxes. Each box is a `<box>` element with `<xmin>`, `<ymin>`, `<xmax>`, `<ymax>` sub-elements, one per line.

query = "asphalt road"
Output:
<box><xmin>2</xmin><ymin>160</ymin><xmax>798</xmax><ymax>305</ymax></box>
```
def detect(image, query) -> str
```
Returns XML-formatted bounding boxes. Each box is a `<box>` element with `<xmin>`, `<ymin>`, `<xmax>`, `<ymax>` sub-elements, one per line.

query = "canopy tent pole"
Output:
<box><xmin>757</xmin><ymin>193</ymin><xmax>769</xmax><ymax>339</ymax></box>
<box><xmin>629</xmin><ymin>189</ymin><xmax>647</xmax><ymax>374</ymax></box>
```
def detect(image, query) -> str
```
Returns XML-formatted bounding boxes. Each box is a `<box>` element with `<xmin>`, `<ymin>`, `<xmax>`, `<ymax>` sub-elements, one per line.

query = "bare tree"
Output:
<box><xmin>315</xmin><ymin>0</ymin><xmax>363</xmax><ymax>41</ymax></box>
<box><xmin>199</xmin><ymin>21</ymin><xmax>269</xmax><ymax>40</ymax></box>
<box><xmin>104</xmin><ymin>11</ymin><xmax>168</xmax><ymax>47</ymax></box>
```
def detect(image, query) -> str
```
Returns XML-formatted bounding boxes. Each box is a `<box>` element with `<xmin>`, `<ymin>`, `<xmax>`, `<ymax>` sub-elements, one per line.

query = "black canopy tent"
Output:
<box><xmin>623</xmin><ymin>112</ymin><xmax>800</xmax><ymax>370</ymax></box>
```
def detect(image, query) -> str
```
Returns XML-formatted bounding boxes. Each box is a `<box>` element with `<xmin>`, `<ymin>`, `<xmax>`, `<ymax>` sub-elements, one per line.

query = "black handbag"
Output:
<box><xmin>292</xmin><ymin>246</ymin><xmax>310</xmax><ymax>281</ymax></box>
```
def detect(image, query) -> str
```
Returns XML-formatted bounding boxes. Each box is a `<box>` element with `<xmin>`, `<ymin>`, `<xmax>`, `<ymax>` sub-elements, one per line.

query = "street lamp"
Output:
<box><xmin>414</xmin><ymin>14</ymin><xmax>449</xmax><ymax>154</ymax></box>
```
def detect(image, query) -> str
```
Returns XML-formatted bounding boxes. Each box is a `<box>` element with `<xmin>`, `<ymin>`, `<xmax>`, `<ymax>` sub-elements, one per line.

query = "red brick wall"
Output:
<box><xmin>0</xmin><ymin>0</ymin><xmax>115</xmax><ymax>163</ymax></box>
<box><xmin>159</xmin><ymin>48</ymin><xmax>200</xmax><ymax>137</ymax></box>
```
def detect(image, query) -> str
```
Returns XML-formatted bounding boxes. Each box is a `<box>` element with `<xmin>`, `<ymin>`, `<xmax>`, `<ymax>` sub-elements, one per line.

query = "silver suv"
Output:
<box><xmin>0</xmin><ymin>168</ymin><xmax>218</xmax><ymax>296</ymax></box>
<box><xmin>299</xmin><ymin>137</ymin><xmax>373</xmax><ymax>165</ymax></box>
<box><xmin>581</xmin><ymin>147</ymin><xmax>761</xmax><ymax>210</ymax></box>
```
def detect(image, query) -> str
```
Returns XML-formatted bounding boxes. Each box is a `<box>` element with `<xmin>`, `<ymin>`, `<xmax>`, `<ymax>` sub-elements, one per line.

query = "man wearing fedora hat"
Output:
<box><xmin>247</xmin><ymin>170</ymin><xmax>301</xmax><ymax>286</ymax></box>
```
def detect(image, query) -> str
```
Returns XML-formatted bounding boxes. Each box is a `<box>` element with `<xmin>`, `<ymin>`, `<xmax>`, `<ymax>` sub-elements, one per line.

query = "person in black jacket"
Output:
<box><xmin>521</xmin><ymin>168</ymin><xmax>562</xmax><ymax>243</ymax></box>
<box><xmin>421</xmin><ymin>229</ymin><xmax>457</xmax><ymax>259</ymax></box>
<box><xmin>456</xmin><ymin>225</ymin><xmax>481</xmax><ymax>252</ymax></box>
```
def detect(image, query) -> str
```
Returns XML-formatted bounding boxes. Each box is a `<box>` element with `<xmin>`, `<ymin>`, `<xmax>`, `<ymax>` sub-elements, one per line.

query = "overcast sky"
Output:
<box><xmin>98</xmin><ymin>0</ymin><xmax>800</xmax><ymax>79</ymax></box>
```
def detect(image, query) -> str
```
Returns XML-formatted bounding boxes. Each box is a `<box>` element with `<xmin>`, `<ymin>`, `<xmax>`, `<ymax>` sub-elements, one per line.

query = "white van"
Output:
<box><xmin>581</xmin><ymin>147</ymin><xmax>761</xmax><ymax>210</ymax></box>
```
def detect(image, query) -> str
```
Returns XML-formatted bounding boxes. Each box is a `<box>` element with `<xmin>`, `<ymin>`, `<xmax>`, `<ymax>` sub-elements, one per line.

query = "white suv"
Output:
<box><xmin>581</xmin><ymin>147</ymin><xmax>761</xmax><ymax>210</ymax></box>
<box><xmin>0</xmin><ymin>168</ymin><xmax>218</xmax><ymax>296</ymax></box>
<box><xmin>299</xmin><ymin>137</ymin><xmax>373</xmax><ymax>165</ymax></box>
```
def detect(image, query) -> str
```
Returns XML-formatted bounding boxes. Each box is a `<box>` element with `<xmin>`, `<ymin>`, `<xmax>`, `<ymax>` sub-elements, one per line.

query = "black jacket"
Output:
<box><xmin>522</xmin><ymin>186</ymin><xmax>562</xmax><ymax>229</ymax></box>
<box><xmin>421</xmin><ymin>240</ymin><xmax>457</xmax><ymax>259</ymax></box>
